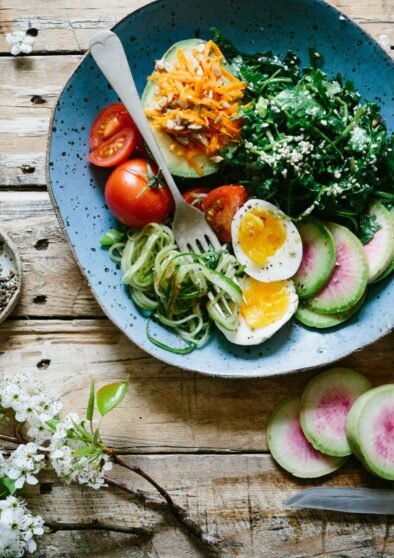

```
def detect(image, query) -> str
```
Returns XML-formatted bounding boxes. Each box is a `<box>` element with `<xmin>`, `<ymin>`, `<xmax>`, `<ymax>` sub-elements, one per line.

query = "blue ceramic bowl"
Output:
<box><xmin>49</xmin><ymin>0</ymin><xmax>394</xmax><ymax>378</ymax></box>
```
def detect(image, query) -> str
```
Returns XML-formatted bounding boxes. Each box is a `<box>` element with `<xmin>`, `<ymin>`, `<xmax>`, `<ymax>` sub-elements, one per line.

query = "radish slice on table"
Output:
<box><xmin>293</xmin><ymin>218</ymin><xmax>336</xmax><ymax>299</ymax></box>
<box><xmin>267</xmin><ymin>395</ymin><xmax>346</xmax><ymax>478</ymax></box>
<box><xmin>300</xmin><ymin>368</ymin><xmax>372</xmax><ymax>457</ymax></box>
<box><xmin>347</xmin><ymin>384</ymin><xmax>394</xmax><ymax>480</ymax></box>
<box><xmin>346</xmin><ymin>388</ymin><xmax>376</xmax><ymax>462</ymax></box>
<box><xmin>305</xmin><ymin>222</ymin><xmax>368</xmax><ymax>314</ymax></box>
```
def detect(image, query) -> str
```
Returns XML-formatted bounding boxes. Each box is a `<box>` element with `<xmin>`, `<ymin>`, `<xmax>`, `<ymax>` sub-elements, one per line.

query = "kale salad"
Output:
<box><xmin>213</xmin><ymin>30</ymin><xmax>394</xmax><ymax>244</ymax></box>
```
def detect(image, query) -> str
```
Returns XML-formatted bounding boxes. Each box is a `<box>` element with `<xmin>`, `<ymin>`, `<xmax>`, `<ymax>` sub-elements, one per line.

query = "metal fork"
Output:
<box><xmin>89</xmin><ymin>31</ymin><xmax>221</xmax><ymax>253</ymax></box>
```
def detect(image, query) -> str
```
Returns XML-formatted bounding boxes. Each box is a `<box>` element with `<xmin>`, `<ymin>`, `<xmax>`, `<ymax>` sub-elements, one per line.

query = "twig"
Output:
<box><xmin>105</xmin><ymin>453</ymin><xmax>222</xmax><ymax>555</ymax></box>
<box><xmin>105</xmin><ymin>476</ymin><xmax>165</xmax><ymax>508</ymax></box>
<box><xmin>45</xmin><ymin>520</ymin><xmax>152</xmax><ymax>539</ymax></box>
<box><xmin>0</xmin><ymin>433</ymin><xmax>19</xmax><ymax>444</ymax></box>
<box><xmin>112</xmin><ymin>454</ymin><xmax>177</xmax><ymax>507</ymax></box>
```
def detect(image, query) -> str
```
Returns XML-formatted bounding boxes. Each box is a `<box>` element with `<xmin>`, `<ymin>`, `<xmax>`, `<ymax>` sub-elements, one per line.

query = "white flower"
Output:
<box><xmin>0</xmin><ymin>382</ymin><xmax>28</xmax><ymax>412</ymax></box>
<box><xmin>48</xmin><ymin>414</ymin><xmax>112</xmax><ymax>489</ymax></box>
<box><xmin>0</xmin><ymin>497</ymin><xmax>44</xmax><ymax>556</ymax></box>
<box><xmin>0</xmin><ymin>374</ymin><xmax>62</xmax><ymax>443</ymax></box>
<box><xmin>6</xmin><ymin>443</ymin><xmax>46</xmax><ymax>489</ymax></box>
<box><xmin>5</xmin><ymin>31</ymin><xmax>35</xmax><ymax>56</ymax></box>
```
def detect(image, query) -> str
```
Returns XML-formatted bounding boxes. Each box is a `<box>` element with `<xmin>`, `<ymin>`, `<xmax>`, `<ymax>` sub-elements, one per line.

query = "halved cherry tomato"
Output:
<box><xmin>88</xmin><ymin>128</ymin><xmax>137</xmax><ymax>167</ymax></box>
<box><xmin>89</xmin><ymin>103</ymin><xmax>136</xmax><ymax>149</ymax></box>
<box><xmin>105</xmin><ymin>158</ymin><xmax>174</xmax><ymax>228</ymax></box>
<box><xmin>202</xmin><ymin>185</ymin><xmax>248</xmax><ymax>243</ymax></box>
<box><xmin>182</xmin><ymin>187</ymin><xmax>211</xmax><ymax>211</ymax></box>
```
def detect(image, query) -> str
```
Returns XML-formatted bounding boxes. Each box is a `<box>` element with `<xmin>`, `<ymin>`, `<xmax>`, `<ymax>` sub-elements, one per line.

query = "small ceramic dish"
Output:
<box><xmin>0</xmin><ymin>230</ymin><xmax>22</xmax><ymax>324</ymax></box>
<box><xmin>48</xmin><ymin>0</ymin><xmax>394</xmax><ymax>377</ymax></box>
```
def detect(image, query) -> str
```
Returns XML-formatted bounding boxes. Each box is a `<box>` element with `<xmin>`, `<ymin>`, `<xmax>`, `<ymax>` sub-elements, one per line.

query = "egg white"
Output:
<box><xmin>217</xmin><ymin>278</ymin><xmax>299</xmax><ymax>346</ymax></box>
<box><xmin>232</xmin><ymin>199</ymin><xmax>303</xmax><ymax>282</ymax></box>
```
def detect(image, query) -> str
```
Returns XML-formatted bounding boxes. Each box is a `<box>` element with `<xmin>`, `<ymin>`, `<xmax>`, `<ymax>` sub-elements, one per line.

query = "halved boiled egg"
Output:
<box><xmin>218</xmin><ymin>277</ymin><xmax>298</xmax><ymax>345</ymax></box>
<box><xmin>232</xmin><ymin>199</ymin><xmax>303</xmax><ymax>282</ymax></box>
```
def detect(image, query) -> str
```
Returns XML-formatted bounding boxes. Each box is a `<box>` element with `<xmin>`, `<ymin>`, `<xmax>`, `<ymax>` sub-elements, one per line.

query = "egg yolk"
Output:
<box><xmin>238</xmin><ymin>208</ymin><xmax>287</xmax><ymax>265</ymax></box>
<box><xmin>240</xmin><ymin>280</ymin><xmax>290</xmax><ymax>329</ymax></box>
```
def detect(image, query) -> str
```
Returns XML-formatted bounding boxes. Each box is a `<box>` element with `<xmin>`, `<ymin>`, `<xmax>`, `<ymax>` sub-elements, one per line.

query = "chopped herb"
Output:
<box><xmin>358</xmin><ymin>214</ymin><xmax>382</xmax><ymax>245</ymax></box>
<box><xmin>99</xmin><ymin>228</ymin><xmax>125</xmax><ymax>247</ymax></box>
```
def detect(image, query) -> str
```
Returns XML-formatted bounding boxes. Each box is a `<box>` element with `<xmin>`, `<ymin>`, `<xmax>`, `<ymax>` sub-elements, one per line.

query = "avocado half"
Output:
<box><xmin>141</xmin><ymin>39</ymin><xmax>219</xmax><ymax>179</ymax></box>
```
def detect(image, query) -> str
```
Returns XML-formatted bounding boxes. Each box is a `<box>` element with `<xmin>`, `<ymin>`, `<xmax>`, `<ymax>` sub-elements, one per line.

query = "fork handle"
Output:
<box><xmin>89</xmin><ymin>31</ymin><xmax>184</xmax><ymax>205</ymax></box>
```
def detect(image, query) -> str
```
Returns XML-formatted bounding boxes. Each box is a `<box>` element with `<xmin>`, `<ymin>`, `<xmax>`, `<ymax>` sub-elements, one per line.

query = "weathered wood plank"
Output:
<box><xmin>0</xmin><ymin>0</ymin><xmax>391</xmax><ymax>55</ymax></box>
<box><xmin>0</xmin><ymin>317</ymin><xmax>392</xmax><ymax>453</ymax></box>
<box><xmin>0</xmin><ymin>191</ymin><xmax>100</xmax><ymax>317</ymax></box>
<box><xmin>25</xmin><ymin>455</ymin><xmax>394</xmax><ymax>557</ymax></box>
<box><xmin>0</xmin><ymin>55</ymin><xmax>81</xmax><ymax>186</ymax></box>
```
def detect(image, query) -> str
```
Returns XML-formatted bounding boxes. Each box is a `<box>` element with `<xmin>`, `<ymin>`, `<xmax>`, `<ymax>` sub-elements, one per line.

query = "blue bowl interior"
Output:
<box><xmin>49</xmin><ymin>0</ymin><xmax>394</xmax><ymax>377</ymax></box>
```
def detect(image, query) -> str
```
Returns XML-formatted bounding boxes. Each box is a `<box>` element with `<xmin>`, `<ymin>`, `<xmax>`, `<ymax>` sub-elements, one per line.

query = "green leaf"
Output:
<box><xmin>46</xmin><ymin>418</ymin><xmax>59</xmax><ymax>431</ymax></box>
<box><xmin>86</xmin><ymin>380</ymin><xmax>95</xmax><ymax>422</ymax></box>
<box><xmin>99</xmin><ymin>228</ymin><xmax>124</xmax><ymax>247</ymax></box>
<box><xmin>93</xmin><ymin>428</ymin><xmax>101</xmax><ymax>445</ymax></box>
<box><xmin>0</xmin><ymin>477</ymin><xmax>17</xmax><ymax>496</ymax></box>
<box><xmin>73</xmin><ymin>446</ymin><xmax>96</xmax><ymax>457</ymax></box>
<box><xmin>96</xmin><ymin>382</ymin><xmax>128</xmax><ymax>417</ymax></box>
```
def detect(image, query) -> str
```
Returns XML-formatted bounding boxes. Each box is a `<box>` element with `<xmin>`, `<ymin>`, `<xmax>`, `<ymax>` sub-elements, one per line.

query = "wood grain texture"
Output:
<box><xmin>0</xmin><ymin>191</ymin><xmax>100</xmax><ymax>316</ymax></box>
<box><xmin>24</xmin><ymin>455</ymin><xmax>394</xmax><ymax>557</ymax></box>
<box><xmin>1</xmin><ymin>1</ymin><xmax>394</xmax><ymax>556</ymax></box>
<box><xmin>0</xmin><ymin>317</ymin><xmax>392</xmax><ymax>453</ymax></box>
<box><xmin>0</xmin><ymin>56</ymin><xmax>81</xmax><ymax>186</ymax></box>
<box><xmin>0</xmin><ymin>0</ymin><xmax>391</xmax><ymax>54</ymax></box>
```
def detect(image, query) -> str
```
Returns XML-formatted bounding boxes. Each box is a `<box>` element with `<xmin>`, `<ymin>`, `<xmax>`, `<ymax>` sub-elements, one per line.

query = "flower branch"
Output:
<box><xmin>0</xmin><ymin>374</ymin><xmax>223</xmax><ymax>556</ymax></box>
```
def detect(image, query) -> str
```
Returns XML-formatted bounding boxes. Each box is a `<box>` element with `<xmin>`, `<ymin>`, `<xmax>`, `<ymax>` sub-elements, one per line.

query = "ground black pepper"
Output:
<box><xmin>0</xmin><ymin>270</ymin><xmax>19</xmax><ymax>314</ymax></box>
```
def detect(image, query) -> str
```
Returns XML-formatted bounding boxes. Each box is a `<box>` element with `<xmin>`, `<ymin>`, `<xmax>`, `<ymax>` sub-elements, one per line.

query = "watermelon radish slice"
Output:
<box><xmin>370</xmin><ymin>206</ymin><xmax>394</xmax><ymax>283</ymax></box>
<box><xmin>293</xmin><ymin>218</ymin><xmax>336</xmax><ymax>299</ymax></box>
<box><xmin>373</xmin><ymin>259</ymin><xmax>394</xmax><ymax>283</ymax></box>
<box><xmin>345</xmin><ymin>388</ymin><xmax>376</xmax><ymax>462</ymax></box>
<box><xmin>305</xmin><ymin>223</ymin><xmax>368</xmax><ymax>314</ymax></box>
<box><xmin>363</xmin><ymin>202</ymin><xmax>394</xmax><ymax>283</ymax></box>
<box><xmin>295</xmin><ymin>294</ymin><xmax>365</xmax><ymax>329</ymax></box>
<box><xmin>267</xmin><ymin>395</ymin><xmax>346</xmax><ymax>478</ymax></box>
<box><xmin>351</xmin><ymin>384</ymin><xmax>394</xmax><ymax>480</ymax></box>
<box><xmin>300</xmin><ymin>368</ymin><xmax>372</xmax><ymax>456</ymax></box>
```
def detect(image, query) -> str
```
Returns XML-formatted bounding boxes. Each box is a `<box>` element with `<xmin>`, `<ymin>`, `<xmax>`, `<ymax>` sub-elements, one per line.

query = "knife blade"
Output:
<box><xmin>286</xmin><ymin>488</ymin><xmax>394</xmax><ymax>514</ymax></box>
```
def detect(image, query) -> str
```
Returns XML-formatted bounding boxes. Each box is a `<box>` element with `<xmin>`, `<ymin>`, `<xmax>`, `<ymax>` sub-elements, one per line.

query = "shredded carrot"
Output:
<box><xmin>144</xmin><ymin>40</ymin><xmax>246</xmax><ymax>174</ymax></box>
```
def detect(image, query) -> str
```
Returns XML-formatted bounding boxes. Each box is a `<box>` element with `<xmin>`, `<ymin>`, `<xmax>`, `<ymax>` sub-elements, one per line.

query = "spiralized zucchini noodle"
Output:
<box><xmin>108</xmin><ymin>223</ymin><xmax>245</xmax><ymax>353</ymax></box>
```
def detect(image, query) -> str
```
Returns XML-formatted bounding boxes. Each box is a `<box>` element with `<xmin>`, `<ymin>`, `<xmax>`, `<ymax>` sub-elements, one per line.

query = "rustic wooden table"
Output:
<box><xmin>0</xmin><ymin>1</ymin><xmax>393</xmax><ymax>556</ymax></box>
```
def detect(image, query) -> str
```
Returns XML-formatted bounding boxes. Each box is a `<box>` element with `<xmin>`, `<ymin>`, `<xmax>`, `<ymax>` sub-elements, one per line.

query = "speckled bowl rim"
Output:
<box><xmin>46</xmin><ymin>0</ymin><xmax>394</xmax><ymax>379</ymax></box>
<box><xmin>0</xmin><ymin>229</ymin><xmax>22</xmax><ymax>324</ymax></box>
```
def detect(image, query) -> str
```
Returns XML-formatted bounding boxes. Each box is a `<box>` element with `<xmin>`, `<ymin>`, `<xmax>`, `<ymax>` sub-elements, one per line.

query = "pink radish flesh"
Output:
<box><xmin>298</xmin><ymin>240</ymin><xmax>315</xmax><ymax>274</ymax></box>
<box><xmin>286</xmin><ymin>418</ymin><xmax>326</xmax><ymax>461</ymax></box>
<box><xmin>312</xmin><ymin>387</ymin><xmax>353</xmax><ymax>439</ymax></box>
<box><xmin>306</xmin><ymin>223</ymin><xmax>368</xmax><ymax>314</ymax></box>
<box><xmin>313</xmin><ymin>240</ymin><xmax>352</xmax><ymax>302</ymax></box>
<box><xmin>300</xmin><ymin>368</ymin><xmax>371</xmax><ymax>457</ymax></box>
<box><xmin>373</xmin><ymin>406</ymin><xmax>394</xmax><ymax>462</ymax></box>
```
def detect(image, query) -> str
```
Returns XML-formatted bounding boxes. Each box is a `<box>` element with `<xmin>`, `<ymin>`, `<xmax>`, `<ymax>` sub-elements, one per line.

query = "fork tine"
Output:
<box><xmin>188</xmin><ymin>240</ymin><xmax>200</xmax><ymax>253</ymax></box>
<box><xmin>198</xmin><ymin>236</ymin><xmax>210</xmax><ymax>252</ymax></box>
<box><xmin>206</xmin><ymin>232</ymin><xmax>221</xmax><ymax>251</ymax></box>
